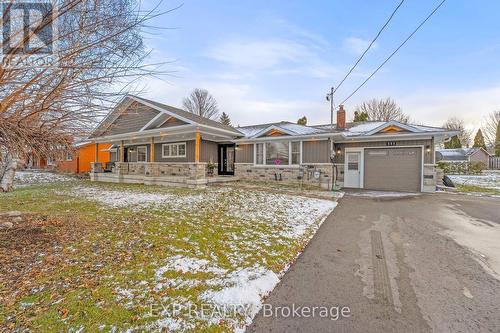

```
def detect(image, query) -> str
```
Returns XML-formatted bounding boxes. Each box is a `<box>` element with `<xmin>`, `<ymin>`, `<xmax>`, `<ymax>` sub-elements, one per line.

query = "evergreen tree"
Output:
<box><xmin>353</xmin><ymin>111</ymin><xmax>369</xmax><ymax>122</ymax></box>
<box><xmin>444</xmin><ymin>136</ymin><xmax>462</xmax><ymax>149</ymax></box>
<box><xmin>473</xmin><ymin>129</ymin><xmax>487</xmax><ymax>150</ymax></box>
<box><xmin>495</xmin><ymin>121</ymin><xmax>500</xmax><ymax>156</ymax></box>
<box><xmin>219</xmin><ymin>112</ymin><xmax>231</xmax><ymax>126</ymax></box>
<box><xmin>297</xmin><ymin>116</ymin><xmax>307</xmax><ymax>125</ymax></box>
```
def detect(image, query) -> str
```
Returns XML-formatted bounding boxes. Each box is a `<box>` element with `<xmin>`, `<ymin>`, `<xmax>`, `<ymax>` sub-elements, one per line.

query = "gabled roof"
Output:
<box><xmin>132</xmin><ymin>96</ymin><xmax>242</xmax><ymax>135</ymax></box>
<box><xmin>311</xmin><ymin>121</ymin><xmax>451</xmax><ymax>137</ymax></box>
<box><xmin>237</xmin><ymin>121</ymin><xmax>327</xmax><ymax>139</ymax></box>
<box><xmin>91</xmin><ymin>95</ymin><xmax>243</xmax><ymax>139</ymax></box>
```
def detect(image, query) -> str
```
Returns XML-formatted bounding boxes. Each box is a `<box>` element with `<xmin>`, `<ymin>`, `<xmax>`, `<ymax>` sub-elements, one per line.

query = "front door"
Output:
<box><xmin>218</xmin><ymin>144</ymin><xmax>235</xmax><ymax>175</ymax></box>
<box><xmin>345</xmin><ymin>152</ymin><xmax>361</xmax><ymax>188</ymax></box>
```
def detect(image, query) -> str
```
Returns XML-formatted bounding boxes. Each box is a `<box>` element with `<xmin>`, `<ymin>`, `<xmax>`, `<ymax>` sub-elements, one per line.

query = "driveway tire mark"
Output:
<box><xmin>370</xmin><ymin>230</ymin><xmax>394</xmax><ymax>306</ymax></box>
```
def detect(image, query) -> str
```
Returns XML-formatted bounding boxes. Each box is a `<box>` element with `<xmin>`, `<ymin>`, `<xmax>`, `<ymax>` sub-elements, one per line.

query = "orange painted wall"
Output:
<box><xmin>57</xmin><ymin>143</ymin><xmax>111</xmax><ymax>173</ymax></box>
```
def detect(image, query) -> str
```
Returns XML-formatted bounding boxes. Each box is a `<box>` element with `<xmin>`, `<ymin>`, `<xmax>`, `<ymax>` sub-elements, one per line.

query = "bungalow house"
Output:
<box><xmin>89</xmin><ymin>95</ymin><xmax>458</xmax><ymax>192</ymax></box>
<box><xmin>436</xmin><ymin>147</ymin><xmax>490</xmax><ymax>166</ymax></box>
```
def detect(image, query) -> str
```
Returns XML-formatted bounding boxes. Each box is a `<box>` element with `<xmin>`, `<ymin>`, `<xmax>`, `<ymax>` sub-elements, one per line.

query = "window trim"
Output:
<box><xmin>254</xmin><ymin>140</ymin><xmax>302</xmax><ymax>166</ymax></box>
<box><xmin>161</xmin><ymin>142</ymin><xmax>187</xmax><ymax>158</ymax></box>
<box><xmin>136</xmin><ymin>146</ymin><xmax>148</xmax><ymax>163</ymax></box>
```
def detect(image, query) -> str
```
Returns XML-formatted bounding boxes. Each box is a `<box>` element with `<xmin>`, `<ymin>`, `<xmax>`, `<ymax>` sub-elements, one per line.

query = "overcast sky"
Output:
<box><xmin>139</xmin><ymin>0</ymin><xmax>500</xmax><ymax>131</ymax></box>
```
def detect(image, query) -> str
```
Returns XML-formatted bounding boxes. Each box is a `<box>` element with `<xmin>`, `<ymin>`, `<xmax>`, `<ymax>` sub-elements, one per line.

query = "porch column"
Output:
<box><xmin>150</xmin><ymin>137</ymin><xmax>155</xmax><ymax>162</ymax></box>
<box><xmin>195</xmin><ymin>128</ymin><xmax>201</xmax><ymax>163</ymax></box>
<box><xmin>95</xmin><ymin>143</ymin><xmax>99</xmax><ymax>162</ymax></box>
<box><xmin>120</xmin><ymin>140</ymin><xmax>125</xmax><ymax>162</ymax></box>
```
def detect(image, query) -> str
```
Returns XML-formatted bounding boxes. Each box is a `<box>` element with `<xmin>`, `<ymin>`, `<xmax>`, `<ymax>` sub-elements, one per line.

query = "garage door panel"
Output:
<box><xmin>364</xmin><ymin>148</ymin><xmax>422</xmax><ymax>192</ymax></box>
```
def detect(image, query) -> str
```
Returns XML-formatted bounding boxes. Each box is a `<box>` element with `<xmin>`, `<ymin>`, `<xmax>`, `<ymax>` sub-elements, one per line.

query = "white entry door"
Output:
<box><xmin>345</xmin><ymin>152</ymin><xmax>361</xmax><ymax>188</ymax></box>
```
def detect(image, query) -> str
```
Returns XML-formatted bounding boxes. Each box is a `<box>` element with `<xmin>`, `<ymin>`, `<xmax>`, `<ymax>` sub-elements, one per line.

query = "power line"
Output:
<box><xmin>332</xmin><ymin>0</ymin><xmax>405</xmax><ymax>96</ymax></box>
<box><xmin>340</xmin><ymin>0</ymin><xmax>447</xmax><ymax>105</ymax></box>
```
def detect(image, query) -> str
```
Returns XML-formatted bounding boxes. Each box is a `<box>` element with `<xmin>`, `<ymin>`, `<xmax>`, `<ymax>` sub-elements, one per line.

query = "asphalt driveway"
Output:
<box><xmin>250</xmin><ymin>192</ymin><xmax>500</xmax><ymax>332</ymax></box>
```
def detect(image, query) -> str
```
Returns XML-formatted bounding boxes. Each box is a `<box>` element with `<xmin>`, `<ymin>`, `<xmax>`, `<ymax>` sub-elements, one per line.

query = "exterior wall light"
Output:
<box><xmin>426</xmin><ymin>145</ymin><xmax>431</xmax><ymax>153</ymax></box>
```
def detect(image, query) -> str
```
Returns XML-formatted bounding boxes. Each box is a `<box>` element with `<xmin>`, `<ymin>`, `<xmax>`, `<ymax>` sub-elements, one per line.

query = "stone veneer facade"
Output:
<box><xmin>90</xmin><ymin>162</ymin><xmax>209</xmax><ymax>187</ymax></box>
<box><xmin>234</xmin><ymin>163</ymin><xmax>335</xmax><ymax>189</ymax></box>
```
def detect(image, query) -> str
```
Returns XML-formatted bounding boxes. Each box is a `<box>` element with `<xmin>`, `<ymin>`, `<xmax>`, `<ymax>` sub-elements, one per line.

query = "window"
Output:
<box><xmin>137</xmin><ymin>146</ymin><xmax>148</xmax><ymax>162</ymax></box>
<box><xmin>291</xmin><ymin>142</ymin><xmax>300</xmax><ymax>165</ymax></box>
<box><xmin>255</xmin><ymin>143</ymin><xmax>264</xmax><ymax>165</ymax></box>
<box><xmin>66</xmin><ymin>152</ymin><xmax>73</xmax><ymax>161</ymax></box>
<box><xmin>162</xmin><ymin>142</ymin><xmax>186</xmax><ymax>158</ymax></box>
<box><xmin>254</xmin><ymin>141</ymin><xmax>302</xmax><ymax>166</ymax></box>
<box><xmin>266</xmin><ymin>142</ymin><xmax>289</xmax><ymax>165</ymax></box>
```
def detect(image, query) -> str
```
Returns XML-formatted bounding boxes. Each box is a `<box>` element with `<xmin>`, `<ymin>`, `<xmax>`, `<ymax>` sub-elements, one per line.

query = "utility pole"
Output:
<box><xmin>325</xmin><ymin>87</ymin><xmax>336</xmax><ymax>192</ymax></box>
<box><xmin>326</xmin><ymin>87</ymin><xmax>334</xmax><ymax>131</ymax></box>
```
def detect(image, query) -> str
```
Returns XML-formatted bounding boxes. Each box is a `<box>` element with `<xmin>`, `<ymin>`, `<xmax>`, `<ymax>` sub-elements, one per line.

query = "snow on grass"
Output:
<box><xmin>201</xmin><ymin>266</ymin><xmax>280</xmax><ymax>331</ymax></box>
<box><xmin>66</xmin><ymin>185</ymin><xmax>337</xmax><ymax>240</ymax></box>
<box><xmin>67</xmin><ymin>185</ymin><xmax>204</xmax><ymax>210</ymax></box>
<box><xmin>14</xmin><ymin>171</ymin><xmax>73</xmax><ymax>188</ymax></box>
<box><xmin>6</xmin><ymin>181</ymin><xmax>338</xmax><ymax>332</ymax></box>
<box><xmin>449</xmin><ymin>171</ymin><xmax>500</xmax><ymax>191</ymax></box>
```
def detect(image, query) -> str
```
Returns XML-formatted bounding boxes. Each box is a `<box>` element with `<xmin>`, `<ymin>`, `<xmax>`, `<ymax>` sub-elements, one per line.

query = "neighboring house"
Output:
<box><xmin>25</xmin><ymin>155</ymin><xmax>48</xmax><ymax>169</ymax></box>
<box><xmin>436</xmin><ymin>147</ymin><xmax>490</xmax><ymax>165</ymax></box>
<box><xmin>89</xmin><ymin>95</ymin><xmax>457</xmax><ymax>192</ymax></box>
<box><xmin>57</xmin><ymin>141</ymin><xmax>112</xmax><ymax>173</ymax></box>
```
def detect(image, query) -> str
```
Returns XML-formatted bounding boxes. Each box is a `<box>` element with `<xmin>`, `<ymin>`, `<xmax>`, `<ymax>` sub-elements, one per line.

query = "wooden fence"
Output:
<box><xmin>490</xmin><ymin>156</ymin><xmax>500</xmax><ymax>170</ymax></box>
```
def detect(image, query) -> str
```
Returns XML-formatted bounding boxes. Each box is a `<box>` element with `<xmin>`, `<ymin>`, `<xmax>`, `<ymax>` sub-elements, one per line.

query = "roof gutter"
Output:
<box><xmin>233</xmin><ymin>132</ymin><xmax>334</xmax><ymax>143</ymax></box>
<box><xmin>334</xmin><ymin>130</ymin><xmax>460</xmax><ymax>143</ymax></box>
<box><xmin>92</xmin><ymin>123</ymin><xmax>243</xmax><ymax>143</ymax></box>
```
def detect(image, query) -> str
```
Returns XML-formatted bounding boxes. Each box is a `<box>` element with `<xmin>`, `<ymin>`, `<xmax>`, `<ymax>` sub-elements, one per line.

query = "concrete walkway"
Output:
<box><xmin>250</xmin><ymin>192</ymin><xmax>500</xmax><ymax>332</ymax></box>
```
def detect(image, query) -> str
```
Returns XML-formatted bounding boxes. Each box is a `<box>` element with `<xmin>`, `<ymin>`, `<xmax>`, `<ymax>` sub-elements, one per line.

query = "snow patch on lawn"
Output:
<box><xmin>201</xmin><ymin>266</ymin><xmax>280</xmax><ymax>330</ymax></box>
<box><xmin>63</xmin><ymin>184</ymin><xmax>338</xmax><ymax>331</ymax></box>
<box><xmin>68</xmin><ymin>186</ymin><xmax>204</xmax><ymax>210</ymax></box>
<box><xmin>449</xmin><ymin>171</ymin><xmax>500</xmax><ymax>191</ymax></box>
<box><xmin>155</xmin><ymin>256</ymin><xmax>227</xmax><ymax>279</ymax></box>
<box><xmin>229</xmin><ymin>191</ymin><xmax>336</xmax><ymax>239</ymax></box>
<box><xmin>14</xmin><ymin>171</ymin><xmax>73</xmax><ymax>188</ymax></box>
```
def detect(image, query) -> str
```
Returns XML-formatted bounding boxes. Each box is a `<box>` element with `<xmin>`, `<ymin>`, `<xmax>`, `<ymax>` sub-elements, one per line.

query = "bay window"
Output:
<box><xmin>254</xmin><ymin>141</ymin><xmax>301</xmax><ymax>166</ymax></box>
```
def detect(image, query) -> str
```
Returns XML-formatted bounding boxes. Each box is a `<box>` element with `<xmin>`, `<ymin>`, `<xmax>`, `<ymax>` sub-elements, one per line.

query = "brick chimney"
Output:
<box><xmin>337</xmin><ymin>105</ymin><xmax>346</xmax><ymax>130</ymax></box>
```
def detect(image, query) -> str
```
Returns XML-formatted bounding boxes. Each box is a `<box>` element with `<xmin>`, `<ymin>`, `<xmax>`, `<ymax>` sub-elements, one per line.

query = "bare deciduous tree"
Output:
<box><xmin>183</xmin><ymin>88</ymin><xmax>219</xmax><ymax>120</ymax></box>
<box><xmin>442</xmin><ymin>117</ymin><xmax>472</xmax><ymax>148</ymax></box>
<box><xmin>354</xmin><ymin>98</ymin><xmax>410</xmax><ymax>123</ymax></box>
<box><xmin>0</xmin><ymin>0</ymin><xmax>169</xmax><ymax>192</ymax></box>
<box><xmin>482</xmin><ymin>111</ymin><xmax>500</xmax><ymax>147</ymax></box>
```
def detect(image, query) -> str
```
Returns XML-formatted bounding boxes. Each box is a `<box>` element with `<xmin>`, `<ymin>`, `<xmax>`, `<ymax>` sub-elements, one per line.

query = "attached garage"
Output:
<box><xmin>363</xmin><ymin>147</ymin><xmax>422</xmax><ymax>192</ymax></box>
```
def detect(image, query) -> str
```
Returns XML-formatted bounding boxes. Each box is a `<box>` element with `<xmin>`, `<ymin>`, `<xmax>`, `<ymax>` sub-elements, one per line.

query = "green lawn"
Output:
<box><xmin>1</xmin><ymin>177</ymin><xmax>336</xmax><ymax>332</ymax></box>
<box><xmin>456</xmin><ymin>184</ymin><xmax>500</xmax><ymax>195</ymax></box>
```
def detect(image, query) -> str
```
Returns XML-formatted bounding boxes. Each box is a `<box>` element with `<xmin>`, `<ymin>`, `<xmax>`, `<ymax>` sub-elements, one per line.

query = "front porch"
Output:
<box><xmin>90</xmin><ymin>161</ymin><xmax>239</xmax><ymax>188</ymax></box>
